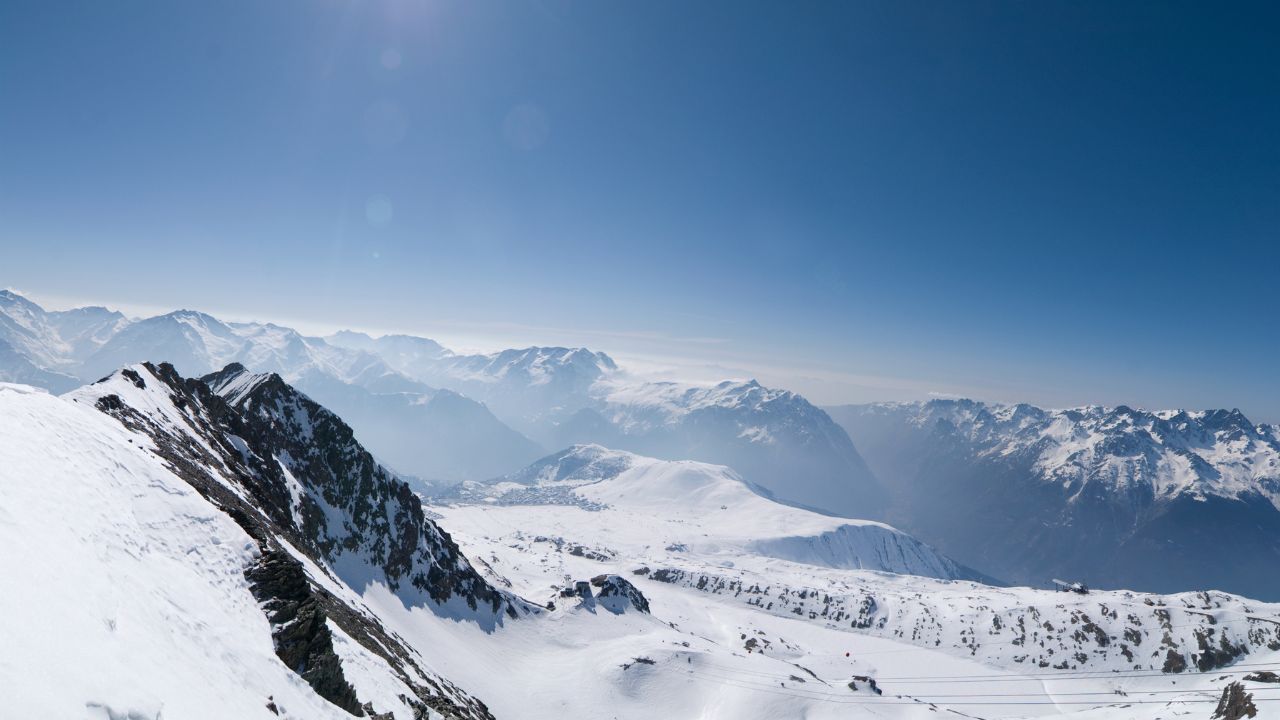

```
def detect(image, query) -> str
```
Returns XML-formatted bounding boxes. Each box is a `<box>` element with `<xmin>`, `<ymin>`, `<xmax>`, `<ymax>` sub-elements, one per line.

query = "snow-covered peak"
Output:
<box><xmin>72</xmin><ymin>306</ymin><xmax>419</xmax><ymax>396</ymax></box>
<box><xmin>501</xmin><ymin>443</ymin><xmax>638</xmax><ymax>486</ymax></box>
<box><xmin>202</xmin><ymin>361</ymin><xmax>280</xmax><ymax>405</ymax></box>
<box><xmin>0</xmin><ymin>288</ymin><xmax>50</xmax><ymax>326</ymax></box>
<box><xmin>600</xmin><ymin>377</ymin><xmax>805</xmax><ymax>421</ymax></box>
<box><xmin>70</xmin><ymin>361</ymin><xmax>525</xmax><ymax>620</ymax></box>
<box><xmin>442</xmin><ymin>346</ymin><xmax>618</xmax><ymax>386</ymax></box>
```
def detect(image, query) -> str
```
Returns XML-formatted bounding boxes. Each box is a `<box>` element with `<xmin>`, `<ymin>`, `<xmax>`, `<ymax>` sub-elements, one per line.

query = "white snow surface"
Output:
<box><xmin>426</xmin><ymin>489</ymin><xmax>1280</xmax><ymax>720</ymax></box>
<box><xmin>445</xmin><ymin>445</ymin><xmax>968</xmax><ymax>579</ymax></box>
<box><xmin>0</xmin><ymin>382</ymin><xmax>354</xmax><ymax>720</ymax></box>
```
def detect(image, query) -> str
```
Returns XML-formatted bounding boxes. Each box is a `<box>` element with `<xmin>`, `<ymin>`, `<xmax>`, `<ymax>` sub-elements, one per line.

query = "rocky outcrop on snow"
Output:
<box><xmin>829</xmin><ymin>399</ymin><xmax>1280</xmax><ymax>599</ymax></box>
<box><xmin>589</xmin><ymin>574</ymin><xmax>651</xmax><ymax>614</ymax></box>
<box><xmin>1213</xmin><ymin>682</ymin><xmax>1258</xmax><ymax>719</ymax></box>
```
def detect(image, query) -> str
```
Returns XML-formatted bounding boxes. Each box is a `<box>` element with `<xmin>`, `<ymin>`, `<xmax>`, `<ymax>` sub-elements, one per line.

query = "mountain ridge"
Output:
<box><xmin>828</xmin><ymin>398</ymin><xmax>1280</xmax><ymax>600</ymax></box>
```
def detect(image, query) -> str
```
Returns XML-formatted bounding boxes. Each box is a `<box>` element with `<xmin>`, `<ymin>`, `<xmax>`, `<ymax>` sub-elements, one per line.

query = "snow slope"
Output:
<box><xmin>428</xmin><ymin>485</ymin><xmax>1280</xmax><ymax>719</ymax></box>
<box><xmin>0</xmin><ymin>382</ymin><xmax>370</xmax><ymax>719</ymax></box>
<box><xmin>436</xmin><ymin>445</ymin><xmax>978</xmax><ymax>581</ymax></box>
<box><xmin>51</xmin><ymin>363</ymin><xmax>518</xmax><ymax>718</ymax></box>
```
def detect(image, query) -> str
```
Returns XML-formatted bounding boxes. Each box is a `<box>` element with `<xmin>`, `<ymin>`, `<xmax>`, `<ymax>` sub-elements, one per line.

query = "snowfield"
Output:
<box><xmin>435</xmin><ymin>444</ymin><xmax>981</xmax><ymax>581</ymax></box>
<box><xmin>425</xmin><ymin>493</ymin><xmax>1280</xmax><ymax>719</ymax></box>
<box><xmin>0</xmin><ymin>383</ymin><xmax>355</xmax><ymax>719</ymax></box>
<box><xmin>425</xmin><ymin>445</ymin><xmax>1280</xmax><ymax>719</ymax></box>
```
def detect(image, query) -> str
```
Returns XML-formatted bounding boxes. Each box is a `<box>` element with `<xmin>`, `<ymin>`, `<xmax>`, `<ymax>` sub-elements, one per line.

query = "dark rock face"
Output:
<box><xmin>85</xmin><ymin>362</ymin><xmax>512</xmax><ymax>720</ymax></box>
<box><xmin>201</xmin><ymin>363</ymin><xmax>519</xmax><ymax>615</ymax></box>
<box><xmin>590</xmin><ymin>574</ymin><xmax>651</xmax><ymax>613</ymax></box>
<box><xmin>245</xmin><ymin>550</ymin><xmax>363</xmax><ymax>715</ymax></box>
<box><xmin>1193</xmin><ymin>628</ymin><xmax>1247</xmax><ymax>672</ymax></box>
<box><xmin>1213</xmin><ymin>682</ymin><xmax>1258</xmax><ymax>719</ymax></box>
<box><xmin>848</xmin><ymin>675</ymin><xmax>882</xmax><ymax>695</ymax></box>
<box><xmin>1162</xmin><ymin>647</ymin><xmax>1188</xmax><ymax>673</ymax></box>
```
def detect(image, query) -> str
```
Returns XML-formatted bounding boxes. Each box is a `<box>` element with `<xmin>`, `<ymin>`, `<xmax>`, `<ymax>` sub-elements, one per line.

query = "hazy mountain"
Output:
<box><xmin>343</xmin><ymin>335</ymin><xmax>886</xmax><ymax>516</ymax></box>
<box><xmin>0</xmin><ymin>292</ymin><xmax>543</xmax><ymax>483</ymax></box>
<box><xmin>0</xmin><ymin>289</ymin><xmax>127</xmax><ymax>373</ymax></box>
<box><xmin>326</xmin><ymin>330</ymin><xmax>452</xmax><ymax>379</ymax></box>
<box><xmin>388</xmin><ymin>345</ymin><xmax>619</xmax><ymax>442</ymax></box>
<box><xmin>276</xmin><ymin>368</ymin><xmax>545</xmax><ymax>487</ymax></box>
<box><xmin>561</xmin><ymin>379</ymin><xmax>886</xmax><ymax>517</ymax></box>
<box><xmin>0</xmin><ymin>337</ymin><xmax>81</xmax><ymax>393</ymax></box>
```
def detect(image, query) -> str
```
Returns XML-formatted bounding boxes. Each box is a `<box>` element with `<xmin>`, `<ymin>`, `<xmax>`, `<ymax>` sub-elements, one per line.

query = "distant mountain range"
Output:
<box><xmin>12</xmin><ymin>289</ymin><xmax>1280</xmax><ymax>601</ymax></box>
<box><xmin>829</xmin><ymin>399</ymin><xmax>1280</xmax><ymax>599</ymax></box>
<box><xmin>0</xmin><ymin>290</ymin><xmax>882</xmax><ymax>515</ymax></box>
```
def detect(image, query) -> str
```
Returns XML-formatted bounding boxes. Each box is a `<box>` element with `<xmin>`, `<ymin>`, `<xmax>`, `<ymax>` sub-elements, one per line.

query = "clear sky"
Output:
<box><xmin>2</xmin><ymin>2</ymin><xmax>1278</xmax><ymax>417</ymax></box>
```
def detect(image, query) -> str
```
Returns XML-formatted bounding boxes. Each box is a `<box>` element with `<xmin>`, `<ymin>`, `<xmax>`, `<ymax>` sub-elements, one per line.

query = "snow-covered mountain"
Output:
<box><xmin>4</xmin><ymin>363</ymin><xmax>524</xmax><ymax>718</ymax></box>
<box><xmin>358</xmin><ymin>338</ymin><xmax>884</xmax><ymax>516</ymax></box>
<box><xmin>0</xmin><ymin>289</ymin><xmax>124</xmax><ymax>390</ymax></box>
<box><xmin>8</xmin><ymin>366</ymin><xmax>1280</xmax><ymax>719</ymax></box>
<box><xmin>401</xmin><ymin>343</ymin><xmax>616</xmax><ymax>438</ymax></box>
<box><xmin>2</xmin><ymin>292</ymin><xmax>884</xmax><ymax>515</ymax></box>
<box><xmin>828</xmin><ymin>399</ymin><xmax>1280</xmax><ymax>600</ymax></box>
<box><xmin>433</xmin><ymin>444</ymin><xmax>978</xmax><ymax>581</ymax></box>
<box><xmin>563</xmin><ymin>378</ymin><xmax>886</xmax><ymax>516</ymax></box>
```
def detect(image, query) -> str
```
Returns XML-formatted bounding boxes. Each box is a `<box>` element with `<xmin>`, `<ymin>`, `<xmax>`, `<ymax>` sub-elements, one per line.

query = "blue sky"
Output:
<box><xmin>2</xmin><ymin>2</ymin><xmax>1278</xmax><ymax>416</ymax></box>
